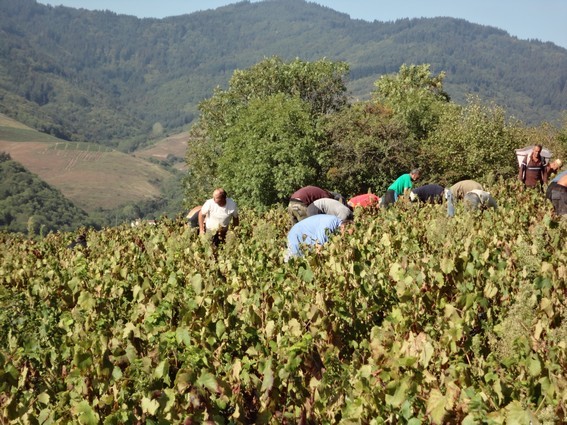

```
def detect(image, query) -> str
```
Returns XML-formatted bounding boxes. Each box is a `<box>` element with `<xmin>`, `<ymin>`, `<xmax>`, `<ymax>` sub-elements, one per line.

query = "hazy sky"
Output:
<box><xmin>37</xmin><ymin>0</ymin><xmax>567</xmax><ymax>49</ymax></box>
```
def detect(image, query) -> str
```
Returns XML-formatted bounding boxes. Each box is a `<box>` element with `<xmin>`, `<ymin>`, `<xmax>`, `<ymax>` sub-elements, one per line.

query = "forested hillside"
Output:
<box><xmin>0</xmin><ymin>0</ymin><xmax>566</xmax><ymax>147</ymax></box>
<box><xmin>0</xmin><ymin>112</ymin><xmax>185</xmax><ymax>233</ymax></box>
<box><xmin>0</xmin><ymin>153</ymin><xmax>93</xmax><ymax>233</ymax></box>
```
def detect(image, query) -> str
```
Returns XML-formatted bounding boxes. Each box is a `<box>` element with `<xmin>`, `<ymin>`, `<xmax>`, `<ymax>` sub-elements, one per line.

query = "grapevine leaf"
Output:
<box><xmin>342</xmin><ymin>397</ymin><xmax>363</xmax><ymax>420</ymax></box>
<box><xmin>141</xmin><ymin>397</ymin><xmax>160</xmax><ymax>415</ymax></box>
<box><xmin>440</xmin><ymin>257</ymin><xmax>454</xmax><ymax>274</ymax></box>
<box><xmin>154</xmin><ymin>359</ymin><xmax>171</xmax><ymax>384</ymax></box>
<box><xmin>261</xmin><ymin>359</ymin><xmax>274</xmax><ymax>393</ymax></box>
<box><xmin>265</xmin><ymin>320</ymin><xmax>275</xmax><ymax>338</ymax></box>
<box><xmin>389</xmin><ymin>262</ymin><xmax>404</xmax><ymax>283</ymax></box>
<box><xmin>528</xmin><ymin>356</ymin><xmax>541</xmax><ymax>377</ymax></box>
<box><xmin>426</xmin><ymin>389</ymin><xmax>448</xmax><ymax>424</ymax></box>
<box><xmin>216</xmin><ymin>320</ymin><xmax>226</xmax><ymax>338</ymax></box>
<box><xmin>197</xmin><ymin>371</ymin><xmax>219</xmax><ymax>393</ymax></box>
<box><xmin>37</xmin><ymin>392</ymin><xmax>50</xmax><ymax>405</ymax></box>
<box><xmin>175</xmin><ymin>372</ymin><xmax>192</xmax><ymax>393</ymax></box>
<box><xmin>386</xmin><ymin>379</ymin><xmax>409</xmax><ymax>408</ymax></box>
<box><xmin>77</xmin><ymin>291</ymin><xmax>95</xmax><ymax>310</ymax></box>
<box><xmin>287</xmin><ymin>318</ymin><xmax>302</xmax><ymax>337</ymax></box>
<box><xmin>75</xmin><ymin>400</ymin><xmax>99</xmax><ymax>424</ymax></box>
<box><xmin>505</xmin><ymin>400</ymin><xmax>531</xmax><ymax>424</ymax></box>
<box><xmin>191</xmin><ymin>274</ymin><xmax>202</xmax><ymax>294</ymax></box>
<box><xmin>175</xmin><ymin>327</ymin><xmax>191</xmax><ymax>347</ymax></box>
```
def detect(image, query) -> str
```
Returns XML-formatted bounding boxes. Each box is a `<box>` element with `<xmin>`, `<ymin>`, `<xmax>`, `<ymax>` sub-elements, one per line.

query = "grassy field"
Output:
<box><xmin>133</xmin><ymin>131</ymin><xmax>189</xmax><ymax>171</ymax></box>
<box><xmin>0</xmin><ymin>114</ymin><xmax>179</xmax><ymax>212</ymax></box>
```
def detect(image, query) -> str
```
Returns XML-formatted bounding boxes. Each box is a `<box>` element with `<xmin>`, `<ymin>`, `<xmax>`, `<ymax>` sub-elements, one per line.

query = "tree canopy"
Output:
<box><xmin>185</xmin><ymin>57</ymin><xmax>349</xmax><ymax>207</ymax></box>
<box><xmin>185</xmin><ymin>59</ymin><xmax>567</xmax><ymax>208</ymax></box>
<box><xmin>373</xmin><ymin>64</ymin><xmax>450</xmax><ymax>141</ymax></box>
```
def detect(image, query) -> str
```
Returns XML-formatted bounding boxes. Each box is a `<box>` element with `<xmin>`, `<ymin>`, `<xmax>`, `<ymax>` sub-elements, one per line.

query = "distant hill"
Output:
<box><xmin>0</xmin><ymin>152</ymin><xmax>91</xmax><ymax>234</ymax></box>
<box><xmin>0</xmin><ymin>113</ymin><xmax>180</xmax><ymax>214</ymax></box>
<box><xmin>0</xmin><ymin>0</ymin><xmax>566</xmax><ymax>147</ymax></box>
<box><xmin>133</xmin><ymin>132</ymin><xmax>189</xmax><ymax>172</ymax></box>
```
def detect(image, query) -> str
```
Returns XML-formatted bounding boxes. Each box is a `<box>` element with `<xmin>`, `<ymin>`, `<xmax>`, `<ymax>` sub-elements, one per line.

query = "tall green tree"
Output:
<box><xmin>218</xmin><ymin>94</ymin><xmax>319</xmax><ymax>209</ymax></box>
<box><xmin>373</xmin><ymin>64</ymin><xmax>449</xmax><ymax>141</ymax></box>
<box><xmin>319</xmin><ymin>102</ymin><xmax>416</xmax><ymax>196</ymax></box>
<box><xmin>184</xmin><ymin>56</ymin><xmax>349</xmax><ymax>207</ymax></box>
<box><xmin>420</xmin><ymin>97</ymin><xmax>518</xmax><ymax>184</ymax></box>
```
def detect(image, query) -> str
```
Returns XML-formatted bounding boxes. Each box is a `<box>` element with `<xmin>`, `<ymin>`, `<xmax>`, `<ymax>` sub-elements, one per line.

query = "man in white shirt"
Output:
<box><xmin>198</xmin><ymin>188</ymin><xmax>239</xmax><ymax>246</ymax></box>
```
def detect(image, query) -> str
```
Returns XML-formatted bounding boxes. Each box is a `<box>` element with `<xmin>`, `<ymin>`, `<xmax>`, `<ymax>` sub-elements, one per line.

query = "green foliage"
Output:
<box><xmin>373</xmin><ymin>64</ymin><xmax>450</xmax><ymax>140</ymax></box>
<box><xmin>218</xmin><ymin>94</ymin><xmax>319</xmax><ymax>209</ymax></box>
<box><xmin>0</xmin><ymin>157</ymin><xmax>93</xmax><ymax>234</ymax></box>
<box><xmin>1</xmin><ymin>181</ymin><xmax>566</xmax><ymax>423</ymax></box>
<box><xmin>186</xmin><ymin>58</ymin><xmax>567</xmax><ymax>207</ymax></box>
<box><xmin>183</xmin><ymin>124</ymin><xmax>222</xmax><ymax>208</ymax></box>
<box><xmin>196</xmin><ymin>56</ymin><xmax>348</xmax><ymax>139</ymax></box>
<box><xmin>421</xmin><ymin>97</ymin><xmax>519</xmax><ymax>184</ymax></box>
<box><xmin>185</xmin><ymin>56</ymin><xmax>349</xmax><ymax>207</ymax></box>
<box><xmin>319</xmin><ymin>101</ymin><xmax>417</xmax><ymax>195</ymax></box>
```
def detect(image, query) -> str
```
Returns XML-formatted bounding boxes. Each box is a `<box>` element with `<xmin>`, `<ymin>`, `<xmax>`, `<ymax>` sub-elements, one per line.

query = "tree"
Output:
<box><xmin>373</xmin><ymin>64</ymin><xmax>449</xmax><ymax>140</ymax></box>
<box><xmin>218</xmin><ymin>94</ymin><xmax>319</xmax><ymax>209</ymax></box>
<box><xmin>184</xmin><ymin>123</ymin><xmax>223</xmax><ymax>207</ymax></box>
<box><xmin>185</xmin><ymin>56</ymin><xmax>350</xmax><ymax>207</ymax></box>
<box><xmin>319</xmin><ymin>102</ymin><xmax>417</xmax><ymax>196</ymax></box>
<box><xmin>420</xmin><ymin>97</ymin><xmax>518</xmax><ymax>184</ymax></box>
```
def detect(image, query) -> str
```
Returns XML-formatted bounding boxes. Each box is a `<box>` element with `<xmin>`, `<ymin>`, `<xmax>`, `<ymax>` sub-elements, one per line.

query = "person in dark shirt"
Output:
<box><xmin>546</xmin><ymin>167</ymin><xmax>566</xmax><ymax>201</ymax></box>
<box><xmin>518</xmin><ymin>144</ymin><xmax>557</xmax><ymax>190</ymax></box>
<box><xmin>287</xmin><ymin>185</ymin><xmax>332</xmax><ymax>226</ymax></box>
<box><xmin>549</xmin><ymin>172</ymin><xmax>567</xmax><ymax>216</ymax></box>
<box><xmin>410</xmin><ymin>184</ymin><xmax>455</xmax><ymax>217</ymax></box>
<box><xmin>409</xmin><ymin>184</ymin><xmax>445</xmax><ymax>204</ymax></box>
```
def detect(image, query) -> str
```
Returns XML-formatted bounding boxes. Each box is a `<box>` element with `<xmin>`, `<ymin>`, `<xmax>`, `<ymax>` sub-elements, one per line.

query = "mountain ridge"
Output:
<box><xmin>1</xmin><ymin>0</ymin><xmax>566</xmax><ymax>147</ymax></box>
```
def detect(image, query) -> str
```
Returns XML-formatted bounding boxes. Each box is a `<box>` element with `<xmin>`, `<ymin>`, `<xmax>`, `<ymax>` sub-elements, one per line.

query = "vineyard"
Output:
<box><xmin>0</xmin><ymin>179</ymin><xmax>566</xmax><ymax>424</ymax></box>
<box><xmin>0</xmin><ymin>119</ymin><xmax>178</xmax><ymax>214</ymax></box>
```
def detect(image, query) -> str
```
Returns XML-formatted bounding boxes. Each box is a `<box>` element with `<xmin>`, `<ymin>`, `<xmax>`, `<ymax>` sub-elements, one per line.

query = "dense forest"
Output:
<box><xmin>0</xmin><ymin>0</ymin><xmax>566</xmax><ymax>148</ymax></box>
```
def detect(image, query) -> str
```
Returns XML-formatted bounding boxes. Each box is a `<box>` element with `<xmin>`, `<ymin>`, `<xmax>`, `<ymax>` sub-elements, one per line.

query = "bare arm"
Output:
<box><xmin>198</xmin><ymin>210</ymin><xmax>206</xmax><ymax>234</ymax></box>
<box><xmin>518</xmin><ymin>157</ymin><xmax>526</xmax><ymax>181</ymax></box>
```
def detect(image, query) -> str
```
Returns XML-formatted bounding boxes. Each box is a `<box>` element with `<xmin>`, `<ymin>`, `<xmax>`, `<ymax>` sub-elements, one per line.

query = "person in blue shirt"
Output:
<box><xmin>284</xmin><ymin>214</ymin><xmax>352</xmax><ymax>260</ymax></box>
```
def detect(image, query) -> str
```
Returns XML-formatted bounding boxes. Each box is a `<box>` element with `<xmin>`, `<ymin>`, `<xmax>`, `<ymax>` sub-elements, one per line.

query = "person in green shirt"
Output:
<box><xmin>381</xmin><ymin>169</ymin><xmax>421</xmax><ymax>208</ymax></box>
